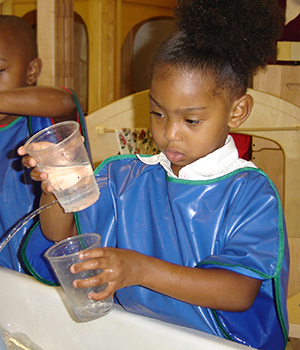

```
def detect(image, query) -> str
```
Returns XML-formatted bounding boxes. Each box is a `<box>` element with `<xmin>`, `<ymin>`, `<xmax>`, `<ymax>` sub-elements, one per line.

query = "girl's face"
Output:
<box><xmin>150</xmin><ymin>67</ymin><xmax>237</xmax><ymax>176</ymax></box>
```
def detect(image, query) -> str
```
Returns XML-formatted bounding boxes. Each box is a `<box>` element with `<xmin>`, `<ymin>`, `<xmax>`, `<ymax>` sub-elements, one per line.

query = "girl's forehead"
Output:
<box><xmin>151</xmin><ymin>67</ymin><xmax>218</xmax><ymax>100</ymax></box>
<box><xmin>152</xmin><ymin>66</ymin><xmax>217</xmax><ymax>90</ymax></box>
<box><xmin>153</xmin><ymin>65</ymin><xmax>199</xmax><ymax>79</ymax></box>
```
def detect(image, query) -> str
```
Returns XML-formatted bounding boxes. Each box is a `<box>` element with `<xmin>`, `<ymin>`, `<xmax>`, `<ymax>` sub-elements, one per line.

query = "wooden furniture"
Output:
<box><xmin>0</xmin><ymin>0</ymin><xmax>12</xmax><ymax>13</ymax></box>
<box><xmin>86</xmin><ymin>89</ymin><xmax>150</xmax><ymax>167</ymax></box>
<box><xmin>253</xmin><ymin>63</ymin><xmax>300</xmax><ymax>339</ymax></box>
<box><xmin>1</xmin><ymin>0</ymin><xmax>176</xmax><ymax>112</ymax></box>
<box><xmin>253</xmin><ymin>64</ymin><xmax>300</xmax><ymax>109</ymax></box>
<box><xmin>37</xmin><ymin>0</ymin><xmax>74</xmax><ymax>88</ymax></box>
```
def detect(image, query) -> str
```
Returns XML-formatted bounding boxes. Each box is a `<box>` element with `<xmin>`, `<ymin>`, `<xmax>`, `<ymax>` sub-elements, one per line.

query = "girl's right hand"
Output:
<box><xmin>17</xmin><ymin>145</ymin><xmax>54</xmax><ymax>194</ymax></box>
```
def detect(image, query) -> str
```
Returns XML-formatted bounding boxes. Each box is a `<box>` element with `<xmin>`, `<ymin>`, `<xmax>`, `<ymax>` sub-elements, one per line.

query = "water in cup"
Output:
<box><xmin>60</xmin><ymin>266</ymin><xmax>112</xmax><ymax>321</ymax></box>
<box><xmin>76</xmin><ymin>299</ymin><xmax>112</xmax><ymax>320</ymax></box>
<box><xmin>44</xmin><ymin>233</ymin><xmax>114</xmax><ymax>322</ymax></box>
<box><xmin>42</xmin><ymin>163</ymin><xmax>98</xmax><ymax>212</ymax></box>
<box><xmin>24</xmin><ymin>121</ymin><xmax>100</xmax><ymax>213</ymax></box>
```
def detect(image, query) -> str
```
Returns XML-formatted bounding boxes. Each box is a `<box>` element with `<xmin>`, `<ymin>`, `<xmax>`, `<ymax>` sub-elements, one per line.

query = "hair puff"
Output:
<box><xmin>174</xmin><ymin>0</ymin><xmax>284</xmax><ymax>77</ymax></box>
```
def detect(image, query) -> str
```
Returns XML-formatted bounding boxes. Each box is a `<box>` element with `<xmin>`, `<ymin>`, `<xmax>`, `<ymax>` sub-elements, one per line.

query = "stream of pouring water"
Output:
<box><xmin>0</xmin><ymin>199</ymin><xmax>58</xmax><ymax>253</ymax></box>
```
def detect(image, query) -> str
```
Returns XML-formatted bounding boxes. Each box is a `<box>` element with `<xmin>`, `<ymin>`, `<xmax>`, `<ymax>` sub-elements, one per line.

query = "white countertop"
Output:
<box><xmin>0</xmin><ymin>266</ymin><xmax>253</xmax><ymax>350</ymax></box>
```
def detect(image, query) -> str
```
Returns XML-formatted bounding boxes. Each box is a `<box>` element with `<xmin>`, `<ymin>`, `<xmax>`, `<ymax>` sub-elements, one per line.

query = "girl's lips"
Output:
<box><xmin>165</xmin><ymin>149</ymin><xmax>185</xmax><ymax>163</ymax></box>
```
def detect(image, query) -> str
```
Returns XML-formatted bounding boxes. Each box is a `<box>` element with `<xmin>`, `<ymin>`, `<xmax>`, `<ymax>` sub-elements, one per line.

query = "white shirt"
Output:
<box><xmin>137</xmin><ymin>135</ymin><xmax>256</xmax><ymax>181</ymax></box>
<box><xmin>286</xmin><ymin>0</ymin><xmax>300</xmax><ymax>24</ymax></box>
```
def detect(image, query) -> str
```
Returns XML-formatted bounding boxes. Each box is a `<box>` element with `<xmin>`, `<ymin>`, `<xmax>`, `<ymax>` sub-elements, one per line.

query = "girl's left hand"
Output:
<box><xmin>70</xmin><ymin>247</ymin><xmax>146</xmax><ymax>301</ymax></box>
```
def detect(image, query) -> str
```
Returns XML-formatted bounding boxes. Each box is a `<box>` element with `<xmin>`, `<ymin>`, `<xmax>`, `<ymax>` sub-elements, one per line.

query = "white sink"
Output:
<box><xmin>0</xmin><ymin>266</ymin><xmax>252</xmax><ymax>350</ymax></box>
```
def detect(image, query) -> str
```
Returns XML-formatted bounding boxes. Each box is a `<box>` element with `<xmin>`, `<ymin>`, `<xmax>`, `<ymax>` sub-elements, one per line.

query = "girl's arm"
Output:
<box><xmin>71</xmin><ymin>247</ymin><xmax>262</xmax><ymax>312</ymax></box>
<box><xmin>0</xmin><ymin>86</ymin><xmax>77</xmax><ymax>121</ymax></box>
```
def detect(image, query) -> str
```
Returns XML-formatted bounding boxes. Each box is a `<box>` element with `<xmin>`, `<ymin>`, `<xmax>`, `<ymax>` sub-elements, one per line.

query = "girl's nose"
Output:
<box><xmin>164</xmin><ymin>120</ymin><xmax>182</xmax><ymax>141</ymax></box>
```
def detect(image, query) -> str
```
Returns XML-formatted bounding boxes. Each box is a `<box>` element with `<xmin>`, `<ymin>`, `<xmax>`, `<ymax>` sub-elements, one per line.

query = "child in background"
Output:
<box><xmin>0</xmin><ymin>15</ymin><xmax>88</xmax><ymax>273</ymax></box>
<box><xmin>20</xmin><ymin>1</ymin><xmax>289</xmax><ymax>349</ymax></box>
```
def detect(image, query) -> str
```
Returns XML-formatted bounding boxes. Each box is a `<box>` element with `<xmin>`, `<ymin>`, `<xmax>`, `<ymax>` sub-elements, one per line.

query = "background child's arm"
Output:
<box><xmin>39</xmin><ymin>192</ymin><xmax>77</xmax><ymax>242</ymax></box>
<box><xmin>71</xmin><ymin>247</ymin><xmax>262</xmax><ymax>312</ymax></box>
<box><xmin>18</xmin><ymin>147</ymin><xmax>77</xmax><ymax>241</ymax></box>
<box><xmin>0</xmin><ymin>86</ymin><xmax>77</xmax><ymax>122</ymax></box>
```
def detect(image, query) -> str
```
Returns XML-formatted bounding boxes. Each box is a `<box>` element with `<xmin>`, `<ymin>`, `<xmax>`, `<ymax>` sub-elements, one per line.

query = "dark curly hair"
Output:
<box><xmin>150</xmin><ymin>0</ymin><xmax>284</xmax><ymax>98</ymax></box>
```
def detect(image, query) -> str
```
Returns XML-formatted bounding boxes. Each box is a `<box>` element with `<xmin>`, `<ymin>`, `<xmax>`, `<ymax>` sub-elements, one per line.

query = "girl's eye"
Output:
<box><xmin>185</xmin><ymin>119</ymin><xmax>201</xmax><ymax>125</ymax></box>
<box><xmin>150</xmin><ymin>111</ymin><xmax>164</xmax><ymax>118</ymax></box>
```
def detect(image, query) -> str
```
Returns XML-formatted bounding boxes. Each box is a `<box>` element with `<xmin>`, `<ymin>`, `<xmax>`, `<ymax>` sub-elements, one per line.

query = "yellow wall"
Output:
<box><xmin>12</xmin><ymin>1</ymin><xmax>36</xmax><ymax>17</ymax></box>
<box><xmin>73</xmin><ymin>0</ymin><xmax>88</xmax><ymax>28</ymax></box>
<box><xmin>11</xmin><ymin>0</ymin><xmax>89</xmax><ymax>25</ymax></box>
<box><xmin>11</xmin><ymin>0</ymin><xmax>175</xmax><ymax>45</ymax></box>
<box><xmin>121</xmin><ymin>1</ymin><xmax>174</xmax><ymax>45</ymax></box>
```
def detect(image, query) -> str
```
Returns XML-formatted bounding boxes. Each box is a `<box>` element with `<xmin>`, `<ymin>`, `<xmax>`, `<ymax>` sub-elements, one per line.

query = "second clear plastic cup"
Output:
<box><xmin>44</xmin><ymin>233</ymin><xmax>114</xmax><ymax>322</ymax></box>
<box><xmin>24</xmin><ymin>121</ymin><xmax>99</xmax><ymax>213</ymax></box>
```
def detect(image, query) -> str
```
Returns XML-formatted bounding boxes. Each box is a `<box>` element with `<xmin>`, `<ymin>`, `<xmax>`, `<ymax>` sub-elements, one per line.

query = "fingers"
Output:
<box><xmin>70</xmin><ymin>248</ymin><xmax>122</xmax><ymax>300</ymax></box>
<box><xmin>73</xmin><ymin>268</ymin><xmax>112</xmax><ymax>288</ymax></box>
<box><xmin>18</xmin><ymin>146</ymin><xmax>40</xmax><ymax>170</ymax></box>
<box><xmin>18</xmin><ymin>146</ymin><xmax>36</xmax><ymax>168</ymax></box>
<box><xmin>18</xmin><ymin>146</ymin><xmax>54</xmax><ymax>194</ymax></box>
<box><xmin>78</xmin><ymin>247</ymin><xmax>107</xmax><ymax>260</ymax></box>
<box><xmin>70</xmin><ymin>249</ymin><xmax>107</xmax><ymax>274</ymax></box>
<box><xmin>73</xmin><ymin>272</ymin><xmax>105</xmax><ymax>288</ymax></box>
<box><xmin>22</xmin><ymin>155</ymin><xmax>37</xmax><ymax>168</ymax></box>
<box><xmin>88</xmin><ymin>288</ymin><xmax>115</xmax><ymax>302</ymax></box>
<box><xmin>30</xmin><ymin>168</ymin><xmax>53</xmax><ymax>194</ymax></box>
<box><xmin>17</xmin><ymin>146</ymin><xmax>27</xmax><ymax>156</ymax></box>
<box><xmin>20</xmin><ymin>152</ymin><xmax>51</xmax><ymax>191</ymax></box>
<box><xmin>71</xmin><ymin>259</ymin><xmax>102</xmax><ymax>274</ymax></box>
<box><xmin>72</xmin><ymin>266</ymin><xmax>116</xmax><ymax>301</ymax></box>
<box><xmin>69</xmin><ymin>247</ymin><xmax>141</xmax><ymax>302</ymax></box>
<box><xmin>87</xmin><ymin>292</ymin><xmax>111</xmax><ymax>301</ymax></box>
<box><xmin>30</xmin><ymin>167</ymin><xmax>47</xmax><ymax>181</ymax></box>
<box><xmin>41</xmin><ymin>182</ymin><xmax>54</xmax><ymax>194</ymax></box>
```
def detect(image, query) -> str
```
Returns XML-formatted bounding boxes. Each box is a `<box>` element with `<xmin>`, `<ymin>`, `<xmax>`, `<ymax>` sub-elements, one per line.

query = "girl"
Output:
<box><xmin>19</xmin><ymin>1</ymin><xmax>288</xmax><ymax>349</ymax></box>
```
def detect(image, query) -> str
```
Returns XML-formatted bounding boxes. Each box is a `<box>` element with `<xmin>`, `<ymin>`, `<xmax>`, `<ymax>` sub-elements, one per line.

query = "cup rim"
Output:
<box><xmin>44</xmin><ymin>233</ymin><xmax>101</xmax><ymax>261</ymax></box>
<box><xmin>24</xmin><ymin>120</ymin><xmax>79</xmax><ymax>154</ymax></box>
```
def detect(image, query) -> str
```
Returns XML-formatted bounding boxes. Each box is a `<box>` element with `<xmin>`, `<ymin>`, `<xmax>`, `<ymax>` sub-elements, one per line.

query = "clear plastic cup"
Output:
<box><xmin>44</xmin><ymin>233</ymin><xmax>114</xmax><ymax>322</ymax></box>
<box><xmin>24</xmin><ymin>121</ymin><xmax>99</xmax><ymax>213</ymax></box>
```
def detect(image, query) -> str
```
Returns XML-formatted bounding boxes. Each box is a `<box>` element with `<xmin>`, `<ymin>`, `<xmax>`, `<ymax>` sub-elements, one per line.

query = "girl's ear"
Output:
<box><xmin>26</xmin><ymin>58</ymin><xmax>42</xmax><ymax>86</ymax></box>
<box><xmin>228</xmin><ymin>94</ymin><xmax>254</xmax><ymax>129</ymax></box>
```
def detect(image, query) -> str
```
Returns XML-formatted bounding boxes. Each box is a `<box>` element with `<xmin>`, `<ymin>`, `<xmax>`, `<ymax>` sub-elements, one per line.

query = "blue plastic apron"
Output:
<box><xmin>22</xmin><ymin>155</ymin><xmax>289</xmax><ymax>350</ymax></box>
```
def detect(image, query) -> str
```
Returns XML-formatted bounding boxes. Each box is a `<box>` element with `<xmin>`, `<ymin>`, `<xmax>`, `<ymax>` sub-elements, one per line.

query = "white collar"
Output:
<box><xmin>137</xmin><ymin>135</ymin><xmax>256</xmax><ymax>181</ymax></box>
